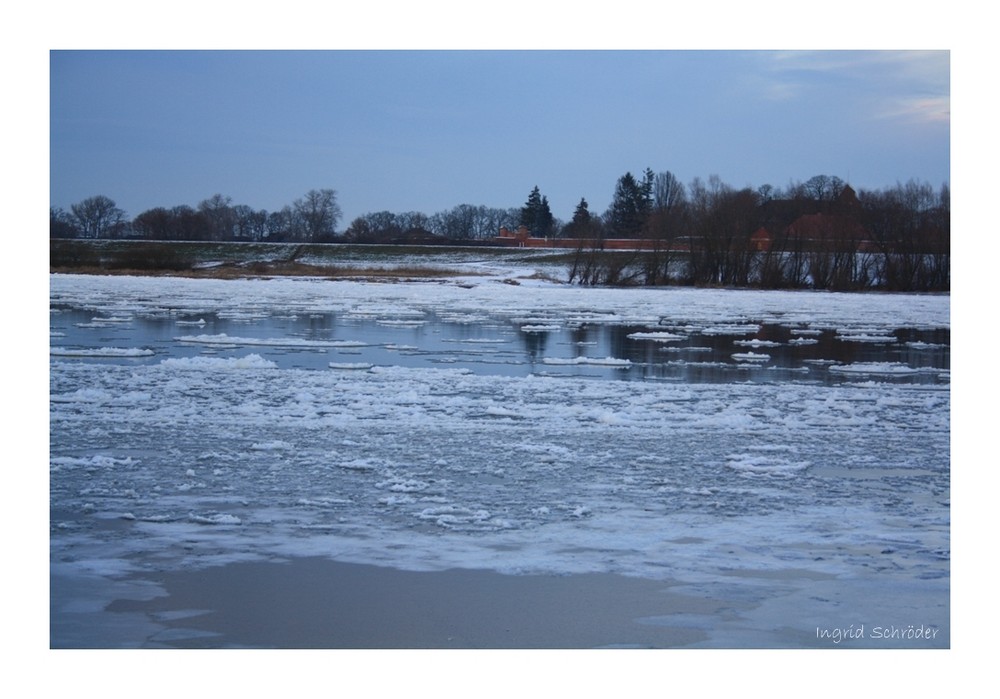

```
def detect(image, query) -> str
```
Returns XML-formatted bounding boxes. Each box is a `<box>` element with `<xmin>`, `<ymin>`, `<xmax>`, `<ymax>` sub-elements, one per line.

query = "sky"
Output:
<box><xmin>49</xmin><ymin>49</ymin><xmax>950</xmax><ymax>227</ymax></box>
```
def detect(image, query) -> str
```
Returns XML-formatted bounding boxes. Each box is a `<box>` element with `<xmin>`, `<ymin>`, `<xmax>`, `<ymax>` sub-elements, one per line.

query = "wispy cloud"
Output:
<box><xmin>755</xmin><ymin>50</ymin><xmax>949</xmax><ymax>125</ymax></box>
<box><xmin>766</xmin><ymin>50</ymin><xmax>946</xmax><ymax>81</ymax></box>
<box><xmin>875</xmin><ymin>96</ymin><xmax>951</xmax><ymax>124</ymax></box>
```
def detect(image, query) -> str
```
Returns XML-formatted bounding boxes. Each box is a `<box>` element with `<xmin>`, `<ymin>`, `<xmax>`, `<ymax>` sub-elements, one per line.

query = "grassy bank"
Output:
<box><xmin>49</xmin><ymin>239</ymin><xmax>571</xmax><ymax>280</ymax></box>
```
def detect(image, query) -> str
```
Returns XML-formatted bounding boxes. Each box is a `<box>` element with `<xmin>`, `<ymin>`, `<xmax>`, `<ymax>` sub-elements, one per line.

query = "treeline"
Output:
<box><xmin>562</xmin><ymin>171</ymin><xmax>949</xmax><ymax>292</ymax></box>
<box><xmin>50</xmin><ymin>190</ymin><xmax>344</xmax><ymax>243</ymax></box>
<box><xmin>343</xmin><ymin>206</ymin><xmax>521</xmax><ymax>244</ymax></box>
<box><xmin>50</xmin><ymin>170</ymin><xmax>949</xmax><ymax>291</ymax></box>
<box><xmin>49</xmin><ymin>189</ymin><xmax>523</xmax><ymax>245</ymax></box>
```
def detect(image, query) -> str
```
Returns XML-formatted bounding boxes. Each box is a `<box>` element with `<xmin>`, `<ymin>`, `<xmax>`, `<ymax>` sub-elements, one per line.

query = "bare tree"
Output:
<box><xmin>71</xmin><ymin>195</ymin><xmax>127</xmax><ymax>238</ymax></box>
<box><xmin>293</xmin><ymin>189</ymin><xmax>342</xmax><ymax>241</ymax></box>
<box><xmin>132</xmin><ymin>207</ymin><xmax>174</xmax><ymax>240</ymax></box>
<box><xmin>198</xmin><ymin>194</ymin><xmax>236</xmax><ymax>241</ymax></box>
<box><xmin>50</xmin><ymin>207</ymin><xmax>80</xmax><ymax>238</ymax></box>
<box><xmin>233</xmin><ymin>205</ymin><xmax>268</xmax><ymax>241</ymax></box>
<box><xmin>644</xmin><ymin>171</ymin><xmax>688</xmax><ymax>284</ymax></box>
<box><xmin>653</xmin><ymin>171</ymin><xmax>685</xmax><ymax>212</ymax></box>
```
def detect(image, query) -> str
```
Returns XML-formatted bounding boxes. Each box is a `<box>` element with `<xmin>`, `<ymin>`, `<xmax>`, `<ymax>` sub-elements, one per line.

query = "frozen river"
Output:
<box><xmin>49</xmin><ymin>272</ymin><xmax>950</xmax><ymax>647</ymax></box>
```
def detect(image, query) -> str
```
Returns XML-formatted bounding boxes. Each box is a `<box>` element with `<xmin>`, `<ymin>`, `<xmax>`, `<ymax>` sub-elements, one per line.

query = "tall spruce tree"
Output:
<box><xmin>606</xmin><ymin>170</ymin><xmax>654</xmax><ymax>238</ymax></box>
<box><xmin>564</xmin><ymin>197</ymin><xmax>593</xmax><ymax>238</ymax></box>
<box><xmin>520</xmin><ymin>185</ymin><xmax>554</xmax><ymax>236</ymax></box>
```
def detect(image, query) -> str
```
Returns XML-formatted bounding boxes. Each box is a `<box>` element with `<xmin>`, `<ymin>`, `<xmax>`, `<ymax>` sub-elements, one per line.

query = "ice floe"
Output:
<box><xmin>176</xmin><ymin>333</ymin><xmax>368</xmax><ymax>348</ymax></box>
<box><xmin>158</xmin><ymin>354</ymin><xmax>278</xmax><ymax>370</ymax></box>
<box><xmin>541</xmin><ymin>356</ymin><xmax>632</xmax><ymax>366</ymax></box>
<box><xmin>732</xmin><ymin>352</ymin><xmax>770</xmax><ymax>362</ymax></box>
<box><xmin>50</xmin><ymin>347</ymin><xmax>154</xmax><ymax>357</ymax></box>
<box><xmin>627</xmin><ymin>331</ymin><xmax>686</xmax><ymax>342</ymax></box>
<box><xmin>49</xmin><ymin>272</ymin><xmax>949</xmax><ymax>333</ymax></box>
<box><xmin>520</xmin><ymin>324</ymin><xmax>561</xmax><ymax>332</ymax></box>
<box><xmin>733</xmin><ymin>339</ymin><xmax>782</xmax><ymax>348</ymax></box>
<box><xmin>188</xmin><ymin>513</ymin><xmax>242</xmax><ymax>525</ymax></box>
<box><xmin>702</xmin><ymin>324</ymin><xmax>761</xmax><ymax>336</ymax></box>
<box><xmin>828</xmin><ymin>362</ymin><xmax>921</xmax><ymax>375</ymax></box>
<box><xmin>726</xmin><ymin>452</ymin><xmax>811</xmax><ymax>477</ymax></box>
<box><xmin>250</xmin><ymin>440</ymin><xmax>295</xmax><ymax>451</ymax></box>
<box><xmin>836</xmin><ymin>332</ymin><xmax>898</xmax><ymax>343</ymax></box>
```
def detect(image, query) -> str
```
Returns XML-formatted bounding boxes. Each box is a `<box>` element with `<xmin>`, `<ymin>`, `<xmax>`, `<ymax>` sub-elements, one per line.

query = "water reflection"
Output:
<box><xmin>518</xmin><ymin>328</ymin><xmax>549</xmax><ymax>361</ymax></box>
<box><xmin>50</xmin><ymin>305</ymin><xmax>949</xmax><ymax>386</ymax></box>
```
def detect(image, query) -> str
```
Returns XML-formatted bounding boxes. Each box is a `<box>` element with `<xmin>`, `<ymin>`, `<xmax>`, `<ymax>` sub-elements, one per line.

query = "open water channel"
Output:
<box><xmin>50</xmin><ymin>305</ymin><xmax>949</xmax><ymax>385</ymax></box>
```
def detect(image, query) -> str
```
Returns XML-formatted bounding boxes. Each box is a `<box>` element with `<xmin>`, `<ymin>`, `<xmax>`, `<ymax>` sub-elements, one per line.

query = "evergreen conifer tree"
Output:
<box><xmin>565</xmin><ymin>197</ymin><xmax>592</xmax><ymax>238</ymax></box>
<box><xmin>520</xmin><ymin>185</ymin><xmax>554</xmax><ymax>236</ymax></box>
<box><xmin>606</xmin><ymin>171</ymin><xmax>653</xmax><ymax>238</ymax></box>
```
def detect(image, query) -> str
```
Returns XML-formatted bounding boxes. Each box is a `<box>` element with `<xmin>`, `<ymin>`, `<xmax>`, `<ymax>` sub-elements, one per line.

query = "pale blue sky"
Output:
<box><xmin>50</xmin><ymin>50</ymin><xmax>949</xmax><ymax>226</ymax></box>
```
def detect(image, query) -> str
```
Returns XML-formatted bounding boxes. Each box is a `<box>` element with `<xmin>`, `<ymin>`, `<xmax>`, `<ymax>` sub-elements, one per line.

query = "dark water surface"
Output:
<box><xmin>50</xmin><ymin>306</ymin><xmax>949</xmax><ymax>385</ymax></box>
